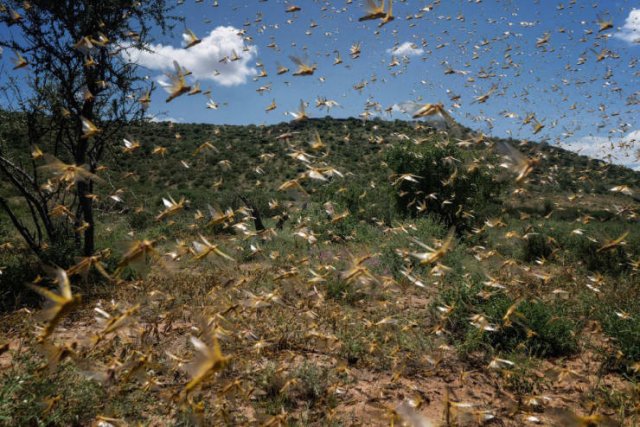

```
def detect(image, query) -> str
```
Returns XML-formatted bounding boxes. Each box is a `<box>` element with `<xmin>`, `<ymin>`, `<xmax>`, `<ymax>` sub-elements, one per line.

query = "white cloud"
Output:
<box><xmin>147</xmin><ymin>114</ymin><xmax>181</xmax><ymax>123</ymax></box>
<box><xmin>387</xmin><ymin>42</ymin><xmax>424</xmax><ymax>57</ymax></box>
<box><xmin>561</xmin><ymin>130</ymin><xmax>640</xmax><ymax>170</ymax></box>
<box><xmin>615</xmin><ymin>9</ymin><xmax>640</xmax><ymax>44</ymax></box>
<box><xmin>123</xmin><ymin>26</ymin><xmax>257</xmax><ymax>86</ymax></box>
<box><xmin>390</xmin><ymin>103</ymin><xmax>404</xmax><ymax>114</ymax></box>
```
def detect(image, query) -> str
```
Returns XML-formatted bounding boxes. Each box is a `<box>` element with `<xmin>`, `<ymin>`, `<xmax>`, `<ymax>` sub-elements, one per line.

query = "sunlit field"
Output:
<box><xmin>1</xmin><ymin>1</ymin><xmax>640</xmax><ymax>426</ymax></box>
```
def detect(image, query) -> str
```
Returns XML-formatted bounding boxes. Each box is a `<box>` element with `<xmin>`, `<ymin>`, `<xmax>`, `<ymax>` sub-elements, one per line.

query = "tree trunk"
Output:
<box><xmin>76</xmin><ymin>181</ymin><xmax>95</xmax><ymax>256</ymax></box>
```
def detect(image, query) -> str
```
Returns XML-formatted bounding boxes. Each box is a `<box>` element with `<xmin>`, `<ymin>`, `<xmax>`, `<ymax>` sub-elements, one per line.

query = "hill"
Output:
<box><xmin>1</xmin><ymin>115</ymin><xmax>640</xmax><ymax>425</ymax></box>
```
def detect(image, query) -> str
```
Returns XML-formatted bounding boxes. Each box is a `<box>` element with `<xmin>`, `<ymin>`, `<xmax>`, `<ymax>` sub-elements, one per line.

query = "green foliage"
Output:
<box><xmin>482</xmin><ymin>297</ymin><xmax>578</xmax><ymax>358</ymax></box>
<box><xmin>317</xmin><ymin>177</ymin><xmax>397</xmax><ymax>227</ymax></box>
<box><xmin>520</xmin><ymin>233</ymin><xmax>554</xmax><ymax>262</ymax></box>
<box><xmin>602</xmin><ymin>314</ymin><xmax>640</xmax><ymax>374</ymax></box>
<box><xmin>256</xmin><ymin>363</ymin><xmax>294</xmax><ymax>414</ymax></box>
<box><xmin>596</xmin><ymin>277</ymin><xmax>640</xmax><ymax>374</ymax></box>
<box><xmin>337</xmin><ymin>324</ymin><xmax>367</xmax><ymax>366</ymax></box>
<box><xmin>502</xmin><ymin>359</ymin><xmax>543</xmax><ymax>395</ymax></box>
<box><xmin>0</xmin><ymin>356</ymin><xmax>105</xmax><ymax>425</ymax></box>
<box><xmin>564</xmin><ymin>236</ymin><xmax>629</xmax><ymax>275</ymax></box>
<box><xmin>293</xmin><ymin>363</ymin><xmax>331</xmax><ymax>407</ymax></box>
<box><xmin>325</xmin><ymin>278</ymin><xmax>363</xmax><ymax>305</ymax></box>
<box><xmin>374</xmin><ymin>216</ymin><xmax>455</xmax><ymax>280</ymax></box>
<box><xmin>385</xmin><ymin>141</ymin><xmax>502</xmax><ymax>230</ymax></box>
<box><xmin>377</xmin><ymin>241</ymin><xmax>405</xmax><ymax>279</ymax></box>
<box><xmin>537</xmin><ymin>220</ymin><xmax>638</xmax><ymax>275</ymax></box>
<box><xmin>0</xmin><ymin>0</ymin><xmax>177</xmax><ymax>261</ymax></box>
<box><xmin>438</xmin><ymin>278</ymin><xmax>578</xmax><ymax>358</ymax></box>
<box><xmin>253</xmin><ymin>362</ymin><xmax>333</xmax><ymax>416</ymax></box>
<box><xmin>42</xmin><ymin>239</ymin><xmax>78</xmax><ymax>268</ymax></box>
<box><xmin>128</xmin><ymin>209</ymin><xmax>154</xmax><ymax>231</ymax></box>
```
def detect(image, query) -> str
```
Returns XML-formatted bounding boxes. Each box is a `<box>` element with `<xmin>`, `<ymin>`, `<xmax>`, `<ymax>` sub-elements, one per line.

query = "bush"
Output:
<box><xmin>597</xmin><ymin>277</ymin><xmax>640</xmax><ymax>374</ymax></box>
<box><xmin>546</xmin><ymin>221</ymin><xmax>637</xmax><ymax>275</ymax></box>
<box><xmin>567</xmin><ymin>237</ymin><xmax>628</xmax><ymax>275</ymax></box>
<box><xmin>325</xmin><ymin>277</ymin><xmax>363</xmax><ymax>305</ymax></box>
<box><xmin>385</xmin><ymin>141</ymin><xmax>502</xmax><ymax>231</ymax></box>
<box><xmin>520</xmin><ymin>233</ymin><xmax>554</xmax><ymax>262</ymax></box>
<box><xmin>481</xmin><ymin>297</ymin><xmax>578</xmax><ymax>357</ymax></box>
<box><xmin>316</xmin><ymin>178</ymin><xmax>397</xmax><ymax>227</ymax></box>
<box><xmin>437</xmin><ymin>278</ymin><xmax>578</xmax><ymax>358</ymax></box>
<box><xmin>128</xmin><ymin>210</ymin><xmax>153</xmax><ymax>231</ymax></box>
<box><xmin>294</xmin><ymin>363</ymin><xmax>330</xmax><ymax>407</ymax></box>
<box><xmin>377</xmin><ymin>241</ymin><xmax>405</xmax><ymax>279</ymax></box>
<box><xmin>602</xmin><ymin>313</ymin><xmax>640</xmax><ymax>374</ymax></box>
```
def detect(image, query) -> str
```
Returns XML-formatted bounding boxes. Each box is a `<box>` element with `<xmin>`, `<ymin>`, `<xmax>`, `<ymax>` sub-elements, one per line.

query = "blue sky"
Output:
<box><xmin>1</xmin><ymin>0</ymin><xmax>639</xmax><ymax>166</ymax></box>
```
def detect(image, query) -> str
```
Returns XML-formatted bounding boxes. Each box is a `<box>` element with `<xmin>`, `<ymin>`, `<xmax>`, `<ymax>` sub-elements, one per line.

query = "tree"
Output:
<box><xmin>0</xmin><ymin>1</ymin><xmax>174</xmax><ymax>260</ymax></box>
<box><xmin>386</xmin><ymin>140</ymin><xmax>502</xmax><ymax>231</ymax></box>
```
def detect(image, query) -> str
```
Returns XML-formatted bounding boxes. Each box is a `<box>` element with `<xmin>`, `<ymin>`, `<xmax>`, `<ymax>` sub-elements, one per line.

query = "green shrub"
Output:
<box><xmin>316</xmin><ymin>178</ymin><xmax>397</xmax><ymax>227</ymax></box>
<box><xmin>520</xmin><ymin>233</ymin><xmax>554</xmax><ymax>262</ymax></box>
<box><xmin>602</xmin><ymin>314</ymin><xmax>640</xmax><ymax>374</ymax></box>
<box><xmin>542</xmin><ymin>199</ymin><xmax>554</xmax><ymax>216</ymax></box>
<box><xmin>437</xmin><ymin>278</ymin><xmax>578</xmax><ymax>358</ymax></box>
<box><xmin>128</xmin><ymin>210</ymin><xmax>153</xmax><ymax>231</ymax></box>
<box><xmin>256</xmin><ymin>363</ymin><xmax>294</xmax><ymax>414</ymax></box>
<box><xmin>377</xmin><ymin>241</ymin><xmax>405</xmax><ymax>279</ymax></box>
<box><xmin>351</xmin><ymin>221</ymin><xmax>383</xmax><ymax>244</ymax></box>
<box><xmin>385</xmin><ymin>141</ymin><xmax>502</xmax><ymax>231</ymax></box>
<box><xmin>414</xmin><ymin>216</ymin><xmax>447</xmax><ymax>240</ymax></box>
<box><xmin>294</xmin><ymin>363</ymin><xmax>330</xmax><ymax>407</ymax></box>
<box><xmin>598</xmin><ymin>278</ymin><xmax>640</xmax><ymax>374</ymax></box>
<box><xmin>481</xmin><ymin>297</ymin><xmax>578</xmax><ymax>358</ymax></box>
<box><xmin>325</xmin><ymin>278</ymin><xmax>362</xmax><ymax>304</ymax></box>
<box><xmin>547</xmin><ymin>221</ymin><xmax>637</xmax><ymax>275</ymax></box>
<box><xmin>568</xmin><ymin>237</ymin><xmax>628</xmax><ymax>275</ymax></box>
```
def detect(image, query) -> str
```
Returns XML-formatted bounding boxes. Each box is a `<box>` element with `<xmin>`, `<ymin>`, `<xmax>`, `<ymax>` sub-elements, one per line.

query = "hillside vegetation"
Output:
<box><xmin>2</xmin><ymin>115</ymin><xmax>640</xmax><ymax>426</ymax></box>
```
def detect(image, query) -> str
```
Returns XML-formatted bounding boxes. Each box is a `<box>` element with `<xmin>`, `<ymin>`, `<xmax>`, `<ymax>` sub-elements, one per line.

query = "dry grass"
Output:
<box><xmin>2</xmin><ymin>227</ymin><xmax>639</xmax><ymax>425</ymax></box>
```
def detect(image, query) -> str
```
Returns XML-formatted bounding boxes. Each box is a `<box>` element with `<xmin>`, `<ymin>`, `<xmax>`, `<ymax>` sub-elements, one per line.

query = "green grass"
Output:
<box><xmin>0</xmin><ymin>354</ymin><xmax>105</xmax><ymax>425</ymax></box>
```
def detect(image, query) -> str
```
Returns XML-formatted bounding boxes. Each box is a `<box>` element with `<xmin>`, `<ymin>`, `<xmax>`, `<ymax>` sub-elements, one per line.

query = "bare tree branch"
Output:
<box><xmin>0</xmin><ymin>0</ymin><xmax>176</xmax><ymax>260</ymax></box>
